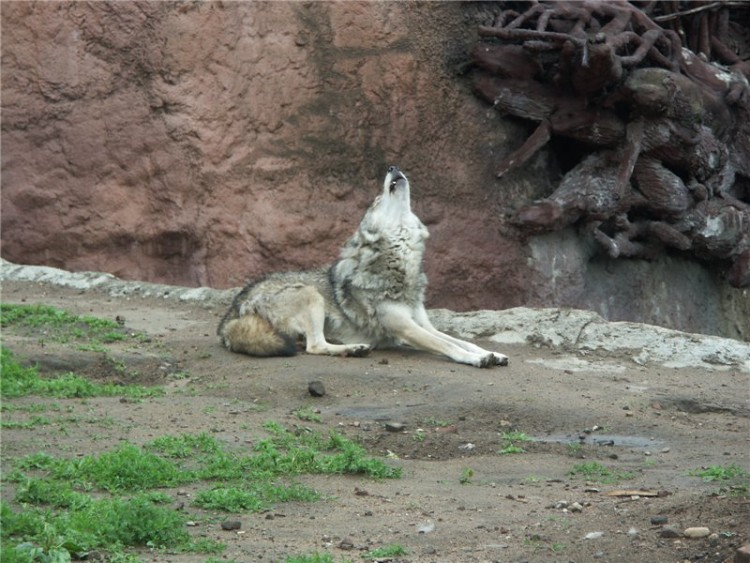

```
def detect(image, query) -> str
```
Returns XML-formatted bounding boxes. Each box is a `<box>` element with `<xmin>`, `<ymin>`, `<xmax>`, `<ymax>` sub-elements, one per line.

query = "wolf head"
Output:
<box><xmin>376</xmin><ymin>165</ymin><xmax>411</xmax><ymax>214</ymax></box>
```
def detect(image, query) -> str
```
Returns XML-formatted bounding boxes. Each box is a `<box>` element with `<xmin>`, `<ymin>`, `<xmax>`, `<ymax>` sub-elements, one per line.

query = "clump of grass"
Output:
<box><xmin>1</xmin><ymin>494</ymin><xmax>207</xmax><ymax>558</ymax></box>
<box><xmin>285</xmin><ymin>554</ymin><xmax>337</xmax><ymax>563</ymax></box>
<box><xmin>460</xmin><ymin>467</ymin><xmax>474</xmax><ymax>485</ymax></box>
<box><xmin>3</xmin><ymin>424</ymin><xmax>399</xmax><ymax>560</ymax></box>
<box><xmin>293</xmin><ymin>405</ymin><xmax>322</xmax><ymax>423</ymax></box>
<box><xmin>499</xmin><ymin>430</ymin><xmax>532</xmax><ymax>455</ymax></box>
<box><xmin>690</xmin><ymin>464</ymin><xmax>749</xmax><ymax>496</ymax></box>
<box><xmin>0</xmin><ymin>347</ymin><xmax>163</xmax><ymax>400</ymax></box>
<box><xmin>690</xmin><ymin>464</ymin><xmax>749</xmax><ymax>482</ymax></box>
<box><xmin>0</xmin><ymin>422</ymin><xmax>400</xmax><ymax>561</ymax></box>
<box><xmin>569</xmin><ymin>461</ymin><xmax>634</xmax><ymax>484</ymax></box>
<box><xmin>0</xmin><ymin>304</ymin><xmax>133</xmax><ymax>345</ymax></box>
<box><xmin>363</xmin><ymin>544</ymin><xmax>408</xmax><ymax>559</ymax></box>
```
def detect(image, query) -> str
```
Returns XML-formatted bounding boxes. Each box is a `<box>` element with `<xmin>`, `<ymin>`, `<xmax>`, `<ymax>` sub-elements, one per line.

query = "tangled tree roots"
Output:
<box><xmin>471</xmin><ymin>0</ymin><xmax>750</xmax><ymax>287</ymax></box>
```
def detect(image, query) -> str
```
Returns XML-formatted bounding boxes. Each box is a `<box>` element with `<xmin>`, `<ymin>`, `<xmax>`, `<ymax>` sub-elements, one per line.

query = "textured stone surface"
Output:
<box><xmin>1</xmin><ymin>2</ymin><xmax>748</xmax><ymax>339</ymax></box>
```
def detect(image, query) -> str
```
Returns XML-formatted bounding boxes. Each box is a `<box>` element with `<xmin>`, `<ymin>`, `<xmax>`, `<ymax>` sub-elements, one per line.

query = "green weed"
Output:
<box><xmin>1</xmin><ymin>416</ymin><xmax>52</xmax><ymax>429</ymax></box>
<box><xmin>499</xmin><ymin>444</ymin><xmax>526</xmax><ymax>455</ymax></box>
<box><xmin>460</xmin><ymin>467</ymin><xmax>474</xmax><ymax>485</ymax></box>
<box><xmin>498</xmin><ymin>430</ymin><xmax>531</xmax><ymax>455</ymax></box>
<box><xmin>0</xmin><ymin>304</ymin><xmax>135</xmax><ymax>346</ymax></box>
<box><xmin>293</xmin><ymin>405</ymin><xmax>322</xmax><ymax>423</ymax></box>
<box><xmin>569</xmin><ymin>461</ymin><xmax>634</xmax><ymax>484</ymax></box>
<box><xmin>0</xmin><ymin>347</ymin><xmax>163</xmax><ymax>400</ymax></box>
<box><xmin>285</xmin><ymin>554</ymin><xmax>337</xmax><ymax>563</ymax></box>
<box><xmin>363</xmin><ymin>544</ymin><xmax>407</xmax><ymax>559</ymax></box>
<box><xmin>690</xmin><ymin>464</ymin><xmax>750</xmax><ymax>496</ymax></box>
<box><xmin>690</xmin><ymin>464</ymin><xmax>749</xmax><ymax>482</ymax></box>
<box><xmin>423</xmin><ymin>417</ymin><xmax>452</xmax><ymax>427</ymax></box>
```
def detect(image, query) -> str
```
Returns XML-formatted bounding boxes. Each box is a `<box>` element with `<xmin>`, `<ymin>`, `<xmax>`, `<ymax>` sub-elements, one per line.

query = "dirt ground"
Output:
<box><xmin>1</xmin><ymin>279</ymin><xmax>749</xmax><ymax>563</ymax></box>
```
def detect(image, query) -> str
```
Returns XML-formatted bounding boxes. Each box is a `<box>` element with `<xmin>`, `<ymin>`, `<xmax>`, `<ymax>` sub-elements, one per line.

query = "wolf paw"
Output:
<box><xmin>477</xmin><ymin>353</ymin><xmax>509</xmax><ymax>368</ymax></box>
<box><xmin>492</xmin><ymin>353</ymin><xmax>509</xmax><ymax>366</ymax></box>
<box><xmin>345</xmin><ymin>344</ymin><xmax>372</xmax><ymax>358</ymax></box>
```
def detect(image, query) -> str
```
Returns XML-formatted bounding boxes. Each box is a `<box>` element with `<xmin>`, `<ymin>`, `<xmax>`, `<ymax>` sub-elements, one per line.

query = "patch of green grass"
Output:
<box><xmin>1</xmin><ymin>416</ymin><xmax>52</xmax><ymax>429</ymax></box>
<box><xmin>2</xmin><ymin>423</ymin><xmax>400</xmax><ymax>561</ymax></box>
<box><xmin>690</xmin><ymin>464</ymin><xmax>750</xmax><ymax>496</ymax></box>
<box><xmin>0</xmin><ymin>347</ymin><xmax>163</xmax><ymax>400</ymax></box>
<box><xmin>499</xmin><ymin>444</ymin><xmax>526</xmax><ymax>455</ymax></box>
<box><xmin>424</xmin><ymin>417</ymin><xmax>452</xmax><ymax>427</ymax></box>
<box><xmin>0</xmin><ymin>495</ymin><xmax>216</xmax><ymax>560</ymax></box>
<box><xmin>363</xmin><ymin>544</ymin><xmax>407</xmax><ymax>559</ymax></box>
<box><xmin>0</xmin><ymin>304</ymin><xmax>134</xmax><ymax>346</ymax></box>
<box><xmin>285</xmin><ymin>554</ymin><xmax>338</xmax><ymax>563</ymax></box>
<box><xmin>459</xmin><ymin>467</ymin><xmax>474</xmax><ymax>485</ymax></box>
<box><xmin>500</xmin><ymin>431</ymin><xmax>532</xmax><ymax>442</ymax></box>
<box><xmin>194</xmin><ymin>481</ymin><xmax>320</xmax><ymax>512</ymax></box>
<box><xmin>569</xmin><ymin>461</ymin><xmax>634</xmax><ymax>484</ymax></box>
<box><xmin>293</xmin><ymin>405</ymin><xmax>322</xmax><ymax>423</ymax></box>
<box><xmin>147</xmin><ymin>432</ymin><xmax>223</xmax><ymax>458</ymax></box>
<box><xmin>690</xmin><ymin>464</ymin><xmax>749</xmax><ymax>482</ymax></box>
<box><xmin>498</xmin><ymin>430</ymin><xmax>531</xmax><ymax>455</ymax></box>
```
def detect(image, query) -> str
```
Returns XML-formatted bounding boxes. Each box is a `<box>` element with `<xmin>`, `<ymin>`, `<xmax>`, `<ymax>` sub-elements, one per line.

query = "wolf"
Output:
<box><xmin>217</xmin><ymin>166</ymin><xmax>508</xmax><ymax>368</ymax></box>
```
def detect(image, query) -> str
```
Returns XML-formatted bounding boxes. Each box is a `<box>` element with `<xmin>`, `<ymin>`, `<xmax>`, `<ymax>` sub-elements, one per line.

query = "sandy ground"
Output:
<box><xmin>1</xmin><ymin>278</ymin><xmax>749</xmax><ymax>563</ymax></box>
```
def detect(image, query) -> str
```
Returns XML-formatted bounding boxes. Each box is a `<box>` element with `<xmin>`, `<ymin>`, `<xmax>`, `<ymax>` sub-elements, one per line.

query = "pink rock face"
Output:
<box><xmin>1</xmin><ymin>2</ymin><xmax>748</xmax><ymax>338</ymax></box>
<box><xmin>0</xmin><ymin>2</ymin><xmax>528</xmax><ymax>310</ymax></box>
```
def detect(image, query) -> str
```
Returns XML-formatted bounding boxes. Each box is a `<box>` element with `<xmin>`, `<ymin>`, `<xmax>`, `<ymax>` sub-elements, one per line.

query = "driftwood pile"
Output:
<box><xmin>471</xmin><ymin>0</ymin><xmax>750</xmax><ymax>287</ymax></box>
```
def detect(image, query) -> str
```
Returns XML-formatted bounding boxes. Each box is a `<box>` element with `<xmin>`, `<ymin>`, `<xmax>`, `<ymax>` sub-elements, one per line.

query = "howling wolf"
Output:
<box><xmin>218</xmin><ymin>166</ymin><xmax>508</xmax><ymax>368</ymax></box>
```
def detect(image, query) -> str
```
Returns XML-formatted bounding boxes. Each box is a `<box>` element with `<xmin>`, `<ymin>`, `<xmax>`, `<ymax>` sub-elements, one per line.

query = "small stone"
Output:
<box><xmin>683</xmin><ymin>526</ymin><xmax>710</xmax><ymax>538</ymax></box>
<box><xmin>585</xmin><ymin>531</ymin><xmax>604</xmax><ymax>540</ymax></box>
<box><xmin>650</xmin><ymin>515</ymin><xmax>669</xmax><ymax>525</ymax></box>
<box><xmin>221</xmin><ymin>520</ymin><xmax>241</xmax><ymax>531</ymax></box>
<box><xmin>338</xmin><ymin>538</ymin><xmax>354</xmax><ymax>550</ymax></box>
<box><xmin>660</xmin><ymin>525</ymin><xmax>681</xmax><ymax>538</ymax></box>
<box><xmin>570</xmin><ymin>502</ymin><xmax>583</xmax><ymax>512</ymax></box>
<box><xmin>308</xmin><ymin>380</ymin><xmax>326</xmax><ymax>397</ymax></box>
<box><xmin>385</xmin><ymin>422</ymin><xmax>405</xmax><ymax>432</ymax></box>
<box><xmin>735</xmin><ymin>544</ymin><xmax>750</xmax><ymax>563</ymax></box>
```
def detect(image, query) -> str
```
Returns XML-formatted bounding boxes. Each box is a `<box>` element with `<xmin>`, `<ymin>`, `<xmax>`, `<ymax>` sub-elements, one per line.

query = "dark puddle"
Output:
<box><xmin>536</xmin><ymin>433</ymin><xmax>665</xmax><ymax>450</ymax></box>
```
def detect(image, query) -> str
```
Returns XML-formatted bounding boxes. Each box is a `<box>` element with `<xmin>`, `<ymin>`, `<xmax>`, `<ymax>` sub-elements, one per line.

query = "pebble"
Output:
<box><xmin>338</xmin><ymin>538</ymin><xmax>354</xmax><ymax>550</ymax></box>
<box><xmin>308</xmin><ymin>380</ymin><xmax>326</xmax><ymax>397</ymax></box>
<box><xmin>660</xmin><ymin>525</ymin><xmax>681</xmax><ymax>538</ymax></box>
<box><xmin>585</xmin><ymin>531</ymin><xmax>604</xmax><ymax>540</ymax></box>
<box><xmin>650</xmin><ymin>515</ymin><xmax>668</xmax><ymax>525</ymax></box>
<box><xmin>735</xmin><ymin>544</ymin><xmax>750</xmax><ymax>563</ymax></box>
<box><xmin>683</xmin><ymin>526</ymin><xmax>710</xmax><ymax>538</ymax></box>
<box><xmin>570</xmin><ymin>502</ymin><xmax>583</xmax><ymax>512</ymax></box>
<box><xmin>221</xmin><ymin>520</ymin><xmax>241</xmax><ymax>531</ymax></box>
<box><xmin>385</xmin><ymin>422</ymin><xmax>405</xmax><ymax>432</ymax></box>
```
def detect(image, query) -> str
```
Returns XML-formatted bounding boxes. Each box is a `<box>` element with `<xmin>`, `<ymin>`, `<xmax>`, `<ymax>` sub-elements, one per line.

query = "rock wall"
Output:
<box><xmin>1</xmin><ymin>1</ymin><xmax>748</xmax><ymax>340</ymax></box>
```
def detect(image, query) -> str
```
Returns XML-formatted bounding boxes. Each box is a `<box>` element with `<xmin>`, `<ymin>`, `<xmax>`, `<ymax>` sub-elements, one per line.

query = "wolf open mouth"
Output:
<box><xmin>388</xmin><ymin>166</ymin><xmax>406</xmax><ymax>193</ymax></box>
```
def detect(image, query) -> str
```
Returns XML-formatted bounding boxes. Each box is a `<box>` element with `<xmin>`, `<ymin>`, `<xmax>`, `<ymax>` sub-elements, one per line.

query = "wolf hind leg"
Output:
<box><xmin>278</xmin><ymin>286</ymin><xmax>372</xmax><ymax>357</ymax></box>
<box><xmin>221</xmin><ymin>314</ymin><xmax>296</xmax><ymax>357</ymax></box>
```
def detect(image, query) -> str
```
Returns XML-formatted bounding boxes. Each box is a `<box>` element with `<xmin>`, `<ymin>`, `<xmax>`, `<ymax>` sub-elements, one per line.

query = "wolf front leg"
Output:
<box><xmin>276</xmin><ymin>286</ymin><xmax>372</xmax><ymax>357</ymax></box>
<box><xmin>412</xmin><ymin>304</ymin><xmax>508</xmax><ymax>366</ymax></box>
<box><xmin>377</xmin><ymin>303</ymin><xmax>503</xmax><ymax>368</ymax></box>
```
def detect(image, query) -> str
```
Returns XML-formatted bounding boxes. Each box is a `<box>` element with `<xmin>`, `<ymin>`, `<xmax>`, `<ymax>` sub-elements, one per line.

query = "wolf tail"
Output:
<box><xmin>218</xmin><ymin>313</ymin><xmax>297</xmax><ymax>357</ymax></box>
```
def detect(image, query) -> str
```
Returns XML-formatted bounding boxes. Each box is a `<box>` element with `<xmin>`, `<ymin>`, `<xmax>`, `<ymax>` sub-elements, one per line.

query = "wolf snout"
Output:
<box><xmin>388</xmin><ymin>166</ymin><xmax>405</xmax><ymax>179</ymax></box>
